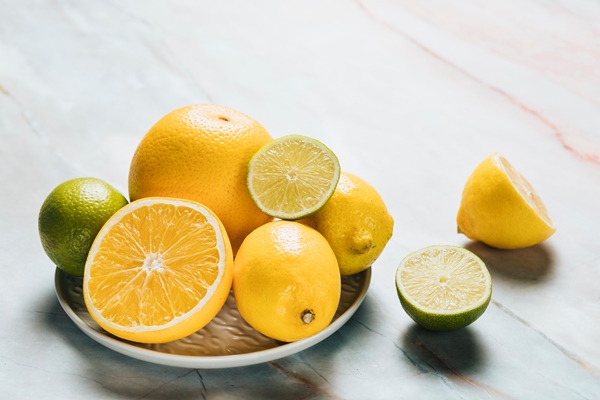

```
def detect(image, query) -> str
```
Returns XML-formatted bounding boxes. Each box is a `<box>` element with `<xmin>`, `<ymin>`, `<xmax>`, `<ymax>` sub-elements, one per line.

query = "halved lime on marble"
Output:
<box><xmin>395</xmin><ymin>245</ymin><xmax>492</xmax><ymax>331</ymax></box>
<box><xmin>247</xmin><ymin>134</ymin><xmax>340</xmax><ymax>220</ymax></box>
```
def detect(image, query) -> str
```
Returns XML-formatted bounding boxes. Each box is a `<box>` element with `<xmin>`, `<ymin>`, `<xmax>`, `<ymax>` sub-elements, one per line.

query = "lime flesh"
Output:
<box><xmin>395</xmin><ymin>245</ymin><xmax>492</xmax><ymax>331</ymax></box>
<box><xmin>247</xmin><ymin>135</ymin><xmax>340</xmax><ymax>220</ymax></box>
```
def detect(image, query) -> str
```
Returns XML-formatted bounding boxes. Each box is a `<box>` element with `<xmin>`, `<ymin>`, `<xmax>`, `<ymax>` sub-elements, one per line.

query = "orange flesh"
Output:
<box><xmin>86</xmin><ymin>203</ymin><xmax>221</xmax><ymax>329</ymax></box>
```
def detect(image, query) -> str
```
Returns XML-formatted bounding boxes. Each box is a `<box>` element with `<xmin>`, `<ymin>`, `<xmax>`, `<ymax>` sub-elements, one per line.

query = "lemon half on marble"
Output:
<box><xmin>457</xmin><ymin>153</ymin><xmax>556</xmax><ymax>249</ymax></box>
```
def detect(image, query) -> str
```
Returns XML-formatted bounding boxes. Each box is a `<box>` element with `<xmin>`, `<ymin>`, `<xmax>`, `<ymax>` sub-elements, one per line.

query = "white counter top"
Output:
<box><xmin>2</xmin><ymin>1</ymin><xmax>600</xmax><ymax>398</ymax></box>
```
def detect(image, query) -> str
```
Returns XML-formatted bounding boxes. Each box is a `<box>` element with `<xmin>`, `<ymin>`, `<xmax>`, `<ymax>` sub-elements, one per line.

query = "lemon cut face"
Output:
<box><xmin>495</xmin><ymin>154</ymin><xmax>554</xmax><ymax>228</ymax></box>
<box><xmin>247</xmin><ymin>135</ymin><xmax>341</xmax><ymax>220</ymax></box>
<box><xmin>457</xmin><ymin>153</ymin><xmax>556</xmax><ymax>249</ymax></box>
<box><xmin>395</xmin><ymin>245</ymin><xmax>492</xmax><ymax>331</ymax></box>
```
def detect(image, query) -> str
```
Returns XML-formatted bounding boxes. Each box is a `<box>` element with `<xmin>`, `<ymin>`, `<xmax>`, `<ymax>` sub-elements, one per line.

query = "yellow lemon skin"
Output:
<box><xmin>457</xmin><ymin>153</ymin><xmax>556</xmax><ymax>249</ymax></box>
<box><xmin>301</xmin><ymin>172</ymin><xmax>394</xmax><ymax>276</ymax></box>
<box><xmin>128</xmin><ymin>104</ymin><xmax>273</xmax><ymax>254</ymax></box>
<box><xmin>233</xmin><ymin>221</ymin><xmax>341</xmax><ymax>342</ymax></box>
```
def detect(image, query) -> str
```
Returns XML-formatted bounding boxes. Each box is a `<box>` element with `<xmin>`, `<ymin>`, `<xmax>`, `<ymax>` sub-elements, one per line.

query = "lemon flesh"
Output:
<box><xmin>247</xmin><ymin>135</ymin><xmax>341</xmax><ymax>220</ymax></box>
<box><xmin>395</xmin><ymin>245</ymin><xmax>492</xmax><ymax>331</ymax></box>
<box><xmin>457</xmin><ymin>153</ymin><xmax>556</xmax><ymax>249</ymax></box>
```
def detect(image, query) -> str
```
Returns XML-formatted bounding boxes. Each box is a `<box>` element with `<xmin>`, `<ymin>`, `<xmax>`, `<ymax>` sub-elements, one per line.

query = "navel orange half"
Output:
<box><xmin>83</xmin><ymin>197</ymin><xmax>234</xmax><ymax>344</ymax></box>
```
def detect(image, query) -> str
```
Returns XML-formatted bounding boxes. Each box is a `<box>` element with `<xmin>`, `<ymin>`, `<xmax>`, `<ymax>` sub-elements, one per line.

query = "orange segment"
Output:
<box><xmin>83</xmin><ymin>198</ymin><xmax>234</xmax><ymax>344</ymax></box>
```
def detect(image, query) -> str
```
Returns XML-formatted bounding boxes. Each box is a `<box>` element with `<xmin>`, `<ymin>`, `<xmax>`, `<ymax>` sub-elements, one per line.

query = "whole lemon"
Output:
<box><xmin>233</xmin><ymin>221</ymin><xmax>341</xmax><ymax>342</ymax></box>
<box><xmin>128</xmin><ymin>104</ymin><xmax>273</xmax><ymax>253</ymax></box>
<box><xmin>457</xmin><ymin>153</ymin><xmax>556</xmax><ymax>249</ymax></box>
<box><xmin>301</xmin><ymin>172</ymin><xmax>394</xmax><ymax>275</ymax></box>
<box><xmin>38</xmin><ymin>177</ymin><xmax>128</xmax><ymax>276</ymax></box>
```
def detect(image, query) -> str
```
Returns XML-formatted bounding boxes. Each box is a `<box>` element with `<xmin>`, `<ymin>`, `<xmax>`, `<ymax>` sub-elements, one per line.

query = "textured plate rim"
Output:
<box><xmin>55</xmin><ymin>268</ymin><xmax>371</xmax><ymax>369</ymax></box>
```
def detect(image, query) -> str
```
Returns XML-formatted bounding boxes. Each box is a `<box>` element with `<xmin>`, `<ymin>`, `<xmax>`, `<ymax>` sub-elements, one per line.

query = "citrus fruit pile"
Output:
<box><xmin>38</xmin><ymin>103</ymin><xmax>556</xmax><ymax>342</ymax></box>
<box><xmin>38</xmin><ymin>104</ymin><xmax>394</xmax><ymax>344</ymax></box>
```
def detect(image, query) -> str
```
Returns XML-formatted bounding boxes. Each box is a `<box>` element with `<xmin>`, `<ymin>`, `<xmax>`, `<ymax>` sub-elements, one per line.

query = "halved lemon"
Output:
<box><xmin>83</xmin><ymin>197</ymin><xmax>234</xmax><ymax>344</ymax></box>
<box><xmin>457</xmin><ymin>153</ymin><xmax>556</xmax><ymax>249</ymax></box>
<box><xmin>247</xmin><ymin>135</ymin><xmax>341</xmax><ymax>220</ymax></box>
<box><xmin>395</xmin><ymin>245</ymin><xmax>492</xmax><ymax>331</ymax></box>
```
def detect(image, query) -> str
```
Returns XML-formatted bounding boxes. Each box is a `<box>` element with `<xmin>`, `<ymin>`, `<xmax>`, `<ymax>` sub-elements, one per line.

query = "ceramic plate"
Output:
<box><xmin>55</xmin><ymin>268</ymin><xmax>371</xmax><ymax>369</ymax></box>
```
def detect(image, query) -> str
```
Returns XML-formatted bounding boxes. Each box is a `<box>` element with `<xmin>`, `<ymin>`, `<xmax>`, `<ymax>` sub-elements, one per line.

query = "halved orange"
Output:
<box><xmin>83</xmin><ymin>197</ymin><xmax>234</xmax><ymax>344</ymax></box>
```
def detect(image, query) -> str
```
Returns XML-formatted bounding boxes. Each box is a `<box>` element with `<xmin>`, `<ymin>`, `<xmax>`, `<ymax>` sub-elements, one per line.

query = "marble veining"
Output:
<box><xmin>2</xmin><ymin>0</ymin><xmax>600</xmax><ymax>399</ymax></box>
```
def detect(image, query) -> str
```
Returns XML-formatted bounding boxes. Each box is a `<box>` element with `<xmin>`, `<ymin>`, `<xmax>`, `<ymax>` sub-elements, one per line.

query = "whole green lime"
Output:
<box><xmin>38</xmin><ymin>177</ymin><xmax>128</xmax><ymax>276</ymax></box>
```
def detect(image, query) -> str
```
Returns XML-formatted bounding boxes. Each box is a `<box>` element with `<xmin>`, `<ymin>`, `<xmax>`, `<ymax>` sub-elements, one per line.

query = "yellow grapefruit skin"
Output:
<box><xmin>128</xmin><ymin>104</ymin><xmax>273</xmax><ymax>253</ymax></box>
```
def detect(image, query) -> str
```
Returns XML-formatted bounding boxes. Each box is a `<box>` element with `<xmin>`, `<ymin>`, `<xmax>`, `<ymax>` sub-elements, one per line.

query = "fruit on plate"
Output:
<box><xmin>247</xmin><ymin>134</ymin><xmax>340</xmax><ymax>220</ymax></box>
<box><xmin>457</xmin><ymin>153</ymin><xmax>556</xmax><ymax>249</ymax></box>
<box><xmin>233</xmin><ymin>221</ymin><xmax>341</xmax><ymax>342</ymax></box>
<box><xmin>128</xmin><ymin>104</ymin><xmax>273</xmax><ymax>253</ymax></box>
<box><xmin>395</xmin><ymin>245</ymin><xmax>492</xmax><ymax>331</ymax></box>
<box><xmin>83</xmin><ymin>197</ymin><xmax>234</xmax><ymax>344</ymax></box>
<box><xmin>301</xmin><ymin>172</ymin><xmax>393</xmax><ymax>276</ymax></box>
<box><xmin>38</xmin><ymin>177</ymin><xmax>128</xmax><ymax>277</ymax></box>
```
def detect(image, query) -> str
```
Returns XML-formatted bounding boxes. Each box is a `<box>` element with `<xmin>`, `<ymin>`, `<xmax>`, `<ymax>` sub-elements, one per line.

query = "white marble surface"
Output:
<box><xmin>2</xmin><ymin>1</ymin><xmax>600</xmax><ymax>398</ymax></box>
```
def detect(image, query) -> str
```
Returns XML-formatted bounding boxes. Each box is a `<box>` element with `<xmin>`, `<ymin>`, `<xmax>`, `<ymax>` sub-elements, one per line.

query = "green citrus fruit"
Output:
<box><xmin>395</xmin><ymin>245</ymin><xmax>492</xmax><ymax>331</ymax></box>
<box><xmin>38</xmin><ymin>177</ymin><xmax>128</xmax><ymax>276</ymax></box>
<box><xmin>247</xmin><ymin>135</ymin><xmax>341</xmax><ymax>220</ymax></box>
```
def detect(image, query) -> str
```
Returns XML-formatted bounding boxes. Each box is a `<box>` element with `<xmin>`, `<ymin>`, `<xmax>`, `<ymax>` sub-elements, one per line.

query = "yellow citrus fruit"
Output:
<box><xmin>233</xmin><ymin>221</ymin><xmax>341</xmax><ymax>342</ymax></box>
<box><xmin>38</xmin><ymin>177</ymin><xmax>128</xmax><ymax>277</ymax></box>
<box><xmin>396</xmin><ymin>245</ymin><xmax>492</xmax><ymax>331</ymax></box>
<box><xmin>247</xmin><ymin>134</ymin><xmax>341</xmax><ymax>220</ymax></box>
<box><xmin>83</xmin><ymin>197</ymin><xmax>234</xmax><ymax>344</ymax></box>
<box><xmin>457</xmin><ymin>153</ymin><xmax>556</xmax><ymax>249</ymax></box>
<box><xmin>301</xmin><ymin>172</ymin><xmax>394</xmax><ymax>276</ymax></box>
<box><xmin>128</xmin><ymin>104</ymin><xmax>273</xmax><ymax>253</ymax></box>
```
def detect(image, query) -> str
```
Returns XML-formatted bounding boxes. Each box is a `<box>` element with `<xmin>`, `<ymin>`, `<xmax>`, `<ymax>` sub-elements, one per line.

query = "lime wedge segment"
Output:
<box><xmin>395</xmin><ymin>245</ymin><xmax>492</xmax><ymax>331</ymax></box>
<box><xmin>247</xmin><ymin>135</ymin><xmax>341</xmax><ymax>220</ymax></box>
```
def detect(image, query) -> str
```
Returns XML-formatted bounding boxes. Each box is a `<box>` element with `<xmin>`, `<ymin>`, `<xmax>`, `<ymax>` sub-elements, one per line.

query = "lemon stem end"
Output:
<box><xmin>301</xmin><ymin>309</ymin><xmax>315</xmax><ymax>325</ymax></box>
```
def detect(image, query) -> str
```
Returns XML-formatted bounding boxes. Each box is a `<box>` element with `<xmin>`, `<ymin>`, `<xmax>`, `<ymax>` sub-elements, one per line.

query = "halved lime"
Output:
<box><xmin>247</xmin><ymin>135</ymin><xmax>341</xmax><ymax>220</ymax></box>
<box><xmin>395</xmin><ymin>245</ymin><xmax>492</xmax><ymax>331</ymax></box>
